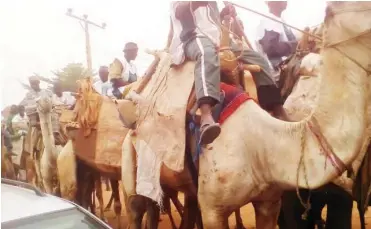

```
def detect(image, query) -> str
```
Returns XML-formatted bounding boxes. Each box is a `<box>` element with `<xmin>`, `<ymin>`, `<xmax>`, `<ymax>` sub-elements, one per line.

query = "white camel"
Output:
<box><xmin>120</xmin><ymin>2</ymin><xmax>371</xmax><ymax>228</ymax></box>
<box><xmin>285</xmin><ymin>52</ymin><xmax>371</xmax><ymax>196</ymax></box>
<box><xmin>197</xmin><ymin>2</ymin><xmax>371</xmax><ymax>228</ymax></box>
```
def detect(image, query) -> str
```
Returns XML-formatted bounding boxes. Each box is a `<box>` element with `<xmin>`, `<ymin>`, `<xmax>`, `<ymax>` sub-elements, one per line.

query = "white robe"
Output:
<box><xmin>93</xmin><ymin>80</ymin><xmax>112</xmax><ymax>96</ymax></box>
<box><xmin>52</xmin><ymin>92</ymin><xmax>76</xmax><ymax>106</ymax></box>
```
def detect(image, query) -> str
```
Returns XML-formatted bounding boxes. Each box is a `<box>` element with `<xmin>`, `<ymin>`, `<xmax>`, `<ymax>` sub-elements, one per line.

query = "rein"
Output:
<box><xmin>324</xmin><ymin>7</ymin><xmax>371</xmax><ymax>75</ymax></box>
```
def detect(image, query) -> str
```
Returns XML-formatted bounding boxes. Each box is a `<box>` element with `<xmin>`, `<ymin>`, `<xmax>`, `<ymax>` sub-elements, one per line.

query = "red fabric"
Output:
<box><xmin>218</xmin><ymin>83</ymin><xmax>254</xmax><ymax>125</ymax></box>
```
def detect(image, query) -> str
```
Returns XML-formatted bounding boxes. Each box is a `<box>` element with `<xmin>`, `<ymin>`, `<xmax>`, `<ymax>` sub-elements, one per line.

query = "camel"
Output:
<box><xmin>278</xmin><ymin>26</ymin><xmax>371</xmax><ymax>228</ymax></box>
<box><xmin>29</xmin><ymin>90</ymin><xmax>62</xmax><ymax>195</ymax></box>
<box><xmin>119</xmin><ymin>2</ymin><xmax>371</xmax><ymax>229</ymax></box>
<box><xmin>56</xmin><ymin>76</ymin><xmax>185</xmax><ymax>228</ymax></box>
<box><xmin>196</xmin><ymin>2</ymin><xmax>371</xmax><ymax>228</ymax></box>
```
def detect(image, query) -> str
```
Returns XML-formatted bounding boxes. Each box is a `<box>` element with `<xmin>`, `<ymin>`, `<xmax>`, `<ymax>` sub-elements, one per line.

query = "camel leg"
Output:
<box><xmin>163</xmin><ymin>194</ymin><xmax>177</xmax><ymax>229</ymax></box>
<box><xmin>168</xmin><ymin>210</ymin><xmax>178</xmax><ymax>229</ymax></box>
<box><xmin>95</xmin><ymin>177</ymin><xmax>106</xmax><ymax>221</ymax></box>
<box><xmin>110</xmin><ymin>179</ymin><xmax>122</xmax><ymax>229</ymax></box>
<box><xmin>2</xmin><ymin>155</ymin><xmax>16</xmax><ymax>180</ymax></box>
<box><xmin>145</xmin><ymin>199</ymin><xmax>160</xmax><ymax>229</ymax></box>
<box><xmin>104</xmin><ymin>177</ymin><xmax>111</xmax><ymax>191</ymax></box>
<box><xmin>252</xmin><ymin>199</ymin><xmax>281</xmax><ymax>229</ymax></box>
<box><xmin>127</xmin><ymin>194</ymin><xmax>148</xmax><ymax>229</ymax></box>
<box><xmin>121</xmin><ymin>132</ymin><xmax>138</xmax><ymax>226</ymax></box>
<box><xmin>105</xmin><ymin>192</ymin><xmax>114</xmax><ymax>211</ymax></box>
<box><xmin>180</xmin><ymin>195</ymin><xmax>204</xmax><ymax>229</ymax></box>
<box><xmin>171</xmin><ymin>195</ymin><xmax>184</xmax><ymax>217</ymax></box>
<box><xmin>24</xmin><ymin>154</ymin><xmax>35</xmax><ymax>183</ymax></box>
<box><xmin>199</xmin><ymin>207</ymin><xmax>228</xmax><ymax>229</ymax></box>
<box><xmin>90</xmin><ymin>190</ymin><xmax>96</xmax><ymax>215</ymax></box>
<box><xmin>234</xmin><ymin>209</ymin><xmax>246</xmax><ymax>229</ymax></box>
<box><xmin>57</xmin><ymin>140</ymin><xmax>77</xmax><ymax>201</ymax></box>
<box><xmin>40</xmin><ymin>148</ymin><xmax>54</xmax><ymax>194</ymax></box>
<box><xmin>33</xmin><ymin>152</ymin><xmax>44</xmax><ymax>190</ymax></box>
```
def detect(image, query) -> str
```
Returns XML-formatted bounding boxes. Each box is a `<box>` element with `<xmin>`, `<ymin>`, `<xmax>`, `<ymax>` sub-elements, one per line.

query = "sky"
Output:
<box><xmin>0</xmin><ymin>0</ymin><xmax>326</xmax><ymax>109</ymax></box>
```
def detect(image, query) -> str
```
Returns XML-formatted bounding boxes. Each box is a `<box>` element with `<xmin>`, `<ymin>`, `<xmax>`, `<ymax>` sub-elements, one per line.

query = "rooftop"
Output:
<box><xmin>1</xmin><ymin>182</ymin><xmax>74</xmax><ymax>223</ymax></box>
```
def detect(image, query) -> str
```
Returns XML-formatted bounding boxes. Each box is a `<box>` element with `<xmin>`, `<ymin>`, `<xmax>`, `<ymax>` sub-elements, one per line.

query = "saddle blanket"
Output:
<box><xmin>190</xmin><ymin>82</ymin><xmax>253</xmax><ymax>161</ymax></box>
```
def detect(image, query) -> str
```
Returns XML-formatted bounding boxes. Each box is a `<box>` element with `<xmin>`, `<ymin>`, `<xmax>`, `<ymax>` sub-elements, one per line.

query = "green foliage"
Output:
<box><xmin>51</xmin><ymin>63</ymin><xmax>96</xmax><ymax>92</ymax></box>
<box><xmin>18</xmin><ymin>63</ymin><xmax>96</xmax><ymax>93</ymax></box>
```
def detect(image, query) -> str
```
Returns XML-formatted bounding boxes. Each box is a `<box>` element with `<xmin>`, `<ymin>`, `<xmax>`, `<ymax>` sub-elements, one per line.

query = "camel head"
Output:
<box><xmin>324</xmin><ymin>2</ymin><xmax>371</xmax><ymax>50</ymax></box>
<box><xmin>322</xmin><ymin>1</ymin><xmax>371</xmax><ymax>90</ymax></box>
<box><xmin>36</xmin><ymin>90</ymin><xmax>53</xmax><ymax>114</ymax></box>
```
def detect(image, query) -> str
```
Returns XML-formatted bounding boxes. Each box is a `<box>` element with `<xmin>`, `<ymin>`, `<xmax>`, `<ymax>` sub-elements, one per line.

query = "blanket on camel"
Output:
<box><xmin>133</xmin><ymin>52</ymin><xmax>253</xmax><ymax>204</ymax></box>
<box><xmin>68</xmin><ymin>79</ymin><xmax>129</xmax><ymax>174</ymax></box>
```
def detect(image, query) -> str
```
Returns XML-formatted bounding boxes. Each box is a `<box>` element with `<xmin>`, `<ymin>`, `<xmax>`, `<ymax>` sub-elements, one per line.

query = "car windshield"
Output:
<box><xmin>2</xmin><ymin>208</ymin><xmax>109</xmax><ymax>229</ymax></box>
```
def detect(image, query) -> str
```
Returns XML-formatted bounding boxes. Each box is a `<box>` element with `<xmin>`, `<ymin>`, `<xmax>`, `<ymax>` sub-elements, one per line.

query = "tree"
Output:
<box><xmin>18</xmin><ymin>63</ymin><xmax>96</xmax><ymax>93</ymax></box>
<box><xmin>51</xmin><ymin>63</ymin><xmax>96</xmax><ymax>92</ymax></box>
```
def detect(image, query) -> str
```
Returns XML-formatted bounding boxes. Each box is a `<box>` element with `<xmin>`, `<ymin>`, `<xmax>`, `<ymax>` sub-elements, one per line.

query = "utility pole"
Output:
<box><xmin>66</xmin><ymin>8</ymin><xmax>106</xmax><ymax>75</ymax></box>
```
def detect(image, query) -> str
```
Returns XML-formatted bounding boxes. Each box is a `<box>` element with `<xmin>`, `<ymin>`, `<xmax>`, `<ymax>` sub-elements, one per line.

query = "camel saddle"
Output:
<box><xmin>61</xmin><ymin>81</ymin><xmax>129</xmax><ymax>175</ymax></box>
<box><xmin>127</xmin><ymin>46</ymin><xmax>259</xmax><ymax>172</ymax></box>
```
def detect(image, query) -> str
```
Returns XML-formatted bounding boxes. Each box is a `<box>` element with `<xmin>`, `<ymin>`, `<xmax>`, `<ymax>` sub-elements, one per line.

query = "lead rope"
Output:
<box><xmin>296</xmin><ymin>124</ymin><xmax>312</xmax><ymax>219</ymax></box>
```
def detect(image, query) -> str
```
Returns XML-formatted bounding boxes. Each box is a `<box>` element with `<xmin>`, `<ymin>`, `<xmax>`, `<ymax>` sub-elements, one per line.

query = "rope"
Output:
<box><xmin>227</xmin><ymin>1</ymin><xmax>323</xmax><ymax>41</ymax></box>
<box><xmin>296</xmin><ymin>124</ymin><xmax>311</xmax><ymax>220</ymax></box>
<box><xmin>189</xmin><ymin>2</ymin><xmax>244</xmax><ymax>63</ymax></box>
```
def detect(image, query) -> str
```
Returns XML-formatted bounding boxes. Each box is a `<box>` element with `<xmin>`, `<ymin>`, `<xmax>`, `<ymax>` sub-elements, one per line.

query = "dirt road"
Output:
<box><xmin>101</xmin><ymin>190</ymin><xmax>370</xmax><ymax>229</ymax></box>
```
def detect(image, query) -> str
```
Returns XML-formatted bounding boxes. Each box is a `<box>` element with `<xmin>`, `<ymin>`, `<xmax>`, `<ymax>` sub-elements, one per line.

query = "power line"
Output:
<box><xmin>66</xmin><ymin>8</ymin><xmax>106</xmax><ymax>75</ymax></box>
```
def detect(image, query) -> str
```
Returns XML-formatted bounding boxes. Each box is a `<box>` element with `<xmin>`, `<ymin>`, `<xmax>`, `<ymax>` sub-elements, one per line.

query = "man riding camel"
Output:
<box><xmin>93</xmin><ymin>66</ymin><xmax>111</xmax><ymax>96</ymax></box>
<box><xmin>220</xmin><ymin>4</ymin><xmax>290</xmax><ymax>121</ymax></box>
<box><xmin>52</xmin><ymin>81</ymin><xmax>76</xmax><ymax>107</ymax></box>
<box><xmin>108</xmin><ymin>42</ymin><xmax>139</xmax><ymax>99</ymax></box>
<box><xmin>166</xmin><ymin>1</ymin><xmax>222</xmax><ymax>145</ymax></box>
<box><xmin>256</xmin><ymin>1</ymin><xmax>297</xmax><ymax>76</ymax></box>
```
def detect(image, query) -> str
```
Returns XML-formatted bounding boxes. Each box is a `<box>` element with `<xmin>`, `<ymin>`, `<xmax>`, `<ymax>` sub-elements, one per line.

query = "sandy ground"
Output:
<box><xmin>100</xmin><ymin>188</ymin><xmax>371</xmax><ymax>229</ymax></box>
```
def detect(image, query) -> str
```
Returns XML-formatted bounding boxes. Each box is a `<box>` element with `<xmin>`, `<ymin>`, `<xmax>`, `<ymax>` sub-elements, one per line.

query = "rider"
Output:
<box><xmin>52</xmin><ymin>81</ymin><xmax>76</xmax><ymax>107</ymax></box>
<box><xmin>220</xmin><ymin>5</ymin><xmax>290</xmax><ymax>121</ymax></box>
<box><xmin>166</xmin><ymin>1</ymin><xmax>222</xmax><ymax>145</ymax></box>
<box><xmin>256</xmin><ymin>1</ymin><xmax>297</xmax><ymax>77</ymax></box>
<box><xmin>93</xmin><ymin>66</ymin><xmax>111</xmax><ymax>96</ymax></box>
<box><xmin>108</xmin><ymin>42</ymin><xmax>139</xmax><ymax>99</ymax></box>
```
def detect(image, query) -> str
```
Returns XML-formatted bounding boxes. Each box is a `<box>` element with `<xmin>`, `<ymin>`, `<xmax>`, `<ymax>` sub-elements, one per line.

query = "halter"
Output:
<box><xmin>295</xmin><ymin>4</ymin><xmax>371</xmax><ymax>217</ymax></box>
<box><xmin>324</xmin><ymin>5</ymin><xmax>371</xmax><ymax>75</ymax></box>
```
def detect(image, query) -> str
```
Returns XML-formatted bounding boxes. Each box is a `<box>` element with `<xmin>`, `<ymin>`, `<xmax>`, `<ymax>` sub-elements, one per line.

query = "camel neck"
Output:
<box><xmin>269</xmin><ymin>39</ymin><xmax>370</xmax><ymax>190</ymax></box>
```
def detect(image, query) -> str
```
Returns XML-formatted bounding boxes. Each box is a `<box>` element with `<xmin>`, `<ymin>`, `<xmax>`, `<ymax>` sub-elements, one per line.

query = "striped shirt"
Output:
<box><xmin>169</xmin><ymin>1</ymin><xmax>221</xmax><ymax>65</ymax></box>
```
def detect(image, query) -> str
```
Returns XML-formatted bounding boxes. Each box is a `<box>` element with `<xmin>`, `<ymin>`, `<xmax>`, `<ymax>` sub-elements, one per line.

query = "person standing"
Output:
<box><xmin>220</xmin><ymin>4</ymin><xmax>290</xmax><ymax>121</ymax></box>
<box><xmin>256</xmin><ymin>1</ymin><xmax>297</xmax><ymax>78</ymax></box>
<box><xmin>11</xmin><ymin>105</ymin><xmax>29</xmax><ymax>181</ymax></box>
